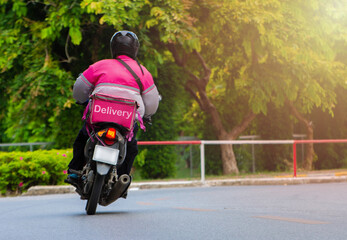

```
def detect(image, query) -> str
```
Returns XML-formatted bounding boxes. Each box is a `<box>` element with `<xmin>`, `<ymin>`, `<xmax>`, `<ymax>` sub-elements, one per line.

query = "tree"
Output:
<box><xmin>149</xmin><ymin>0</ymin><xmax>347</xmax><ymax>173</ymax></box>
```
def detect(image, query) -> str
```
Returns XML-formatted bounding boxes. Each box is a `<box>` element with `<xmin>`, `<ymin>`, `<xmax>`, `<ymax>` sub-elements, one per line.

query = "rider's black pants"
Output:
<box><xmin>68</xmin><ymin>123</ymin><xmax>139</xmax><ymax>176</ymax></box>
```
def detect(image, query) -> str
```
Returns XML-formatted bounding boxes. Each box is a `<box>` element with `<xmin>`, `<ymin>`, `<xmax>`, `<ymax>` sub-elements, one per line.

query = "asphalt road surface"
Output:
<box><xmin>1</xmin><ymin>182</ymin><xmax>347</xmax><ymax>240</ymax></box>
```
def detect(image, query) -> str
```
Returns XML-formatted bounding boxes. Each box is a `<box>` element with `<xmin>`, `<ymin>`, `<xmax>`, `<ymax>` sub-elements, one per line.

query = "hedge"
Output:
<box><xmin>0</xmin><ymin>149</ymin><xmax>72</xmax><ymax>195</ymax></box>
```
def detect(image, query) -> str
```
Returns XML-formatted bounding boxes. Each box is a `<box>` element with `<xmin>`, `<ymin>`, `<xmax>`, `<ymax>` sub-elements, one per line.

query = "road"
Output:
<box><xmin>1</xmin><ymin>182</ymin><xmax>347</xmax><ymax>240</ymax></box>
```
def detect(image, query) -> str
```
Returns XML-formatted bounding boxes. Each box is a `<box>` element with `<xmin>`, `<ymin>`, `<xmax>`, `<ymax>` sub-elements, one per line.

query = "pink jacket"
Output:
<box><xmin>73</xmin><ymin>55</ymin><xmax>159</xmax><ymax>117</ymax></box>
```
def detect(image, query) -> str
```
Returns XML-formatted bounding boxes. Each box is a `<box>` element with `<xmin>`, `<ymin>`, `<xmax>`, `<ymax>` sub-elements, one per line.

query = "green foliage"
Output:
<box><xmin>200</xmin><ymin>0</ymin><xmax>347</xmax><ymax>118</ymax></box>
<box><xmin>81</xmin><ymin>0</ymin><xmax>146</xmax><ymax>28</ymax></box>
<box><xmin>4</xmin><ymin>58</ymin><xmax>76</xmax><ymax>143</ymax></box>
<box><xmin>0</xmin><ymin>0</ymin><xmax>81</xmax><ymax>145</ymax></box>
<box><xmin>138</xmin><ymin>146</ymin><xmax>176</xmax><ymax>179</ymax></box>
<box><xmin>0</xmin><ymin>149</ymin><xmax>71</xmax><ymax>195</ymax></box>
<box><xmin>133</xmin><ymin>148</ymin><xmax>147</xmax><ymax>168</ymax></box>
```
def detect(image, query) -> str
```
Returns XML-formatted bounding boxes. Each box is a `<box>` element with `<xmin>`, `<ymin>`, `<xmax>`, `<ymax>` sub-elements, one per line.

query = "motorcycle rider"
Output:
<box><xmin>65</xmin><ymin>30</ymin><xmax>160</xmax><ymax>190</ymax></box>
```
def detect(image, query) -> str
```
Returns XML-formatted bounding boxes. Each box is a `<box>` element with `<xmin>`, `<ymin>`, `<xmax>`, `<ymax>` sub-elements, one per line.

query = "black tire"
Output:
<box><xmin>86</xmin><ymin>173</ymin><xmax>105</xmax><ymax>215</ymax></box>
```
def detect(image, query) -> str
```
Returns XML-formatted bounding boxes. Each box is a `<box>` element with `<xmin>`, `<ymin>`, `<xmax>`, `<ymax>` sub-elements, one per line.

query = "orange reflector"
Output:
<box><xmin>97</xmin><ymin>129</ymin><xmax>107</xmax><ymax>137</ymax></box>
<box><xmin>106</xmin><ymin>128</ymin><xmax>116</xmax><ymax>140</ymax></box>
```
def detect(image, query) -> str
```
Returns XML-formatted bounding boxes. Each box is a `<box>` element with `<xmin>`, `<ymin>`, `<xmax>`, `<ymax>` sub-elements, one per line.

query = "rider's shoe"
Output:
<box><xmin>65</xmin><ymin>173</ymin><xmax>83</xmax><ymax>192</ymax></box>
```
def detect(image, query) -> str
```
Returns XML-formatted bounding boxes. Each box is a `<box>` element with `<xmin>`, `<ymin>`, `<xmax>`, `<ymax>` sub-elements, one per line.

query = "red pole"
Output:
<box><xmin>293</xmin><ymin>142</ymin><xmax>297</xmax><ymax>177</ymax></box>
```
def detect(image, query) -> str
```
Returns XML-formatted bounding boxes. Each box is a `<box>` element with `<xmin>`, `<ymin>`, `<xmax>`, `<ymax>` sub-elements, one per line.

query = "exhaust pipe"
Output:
<box><xmin>100</xmin><ymin>174</ymin><xmax>131</xmax><ymax>206</ymax></box>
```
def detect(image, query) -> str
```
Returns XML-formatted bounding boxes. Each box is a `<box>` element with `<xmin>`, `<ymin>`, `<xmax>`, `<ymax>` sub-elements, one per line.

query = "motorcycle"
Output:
<box><xmin>70</xmin><ymin>122</ymin><xmax>132</xmax><ymax>215</ymax></box>
<box><xmin>71</xmin><ymin>93</ymin><xmax>148</xmax><ymax>215</ymax></box>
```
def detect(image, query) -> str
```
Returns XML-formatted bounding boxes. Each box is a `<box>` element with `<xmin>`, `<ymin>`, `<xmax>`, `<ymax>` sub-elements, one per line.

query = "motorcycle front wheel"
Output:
<box><xmin>86</xmin><ymin>173</ymin><xmax>105</xmax><ymax>215</ymax></box>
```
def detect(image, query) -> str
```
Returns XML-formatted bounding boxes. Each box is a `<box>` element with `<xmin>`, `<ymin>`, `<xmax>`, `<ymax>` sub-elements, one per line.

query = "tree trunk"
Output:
<box><xmin>286</xmin><ymin>100</ymin><xmax>314</xmax><ymax>170</ymax></box>
<box><xmin>304</xmin><ymin>124</ymin><xmax>314</xmax><ymax>170</ymax></box>
<box><xmin>223</xmin><ymin>111</ymin><xmax>257</xmax><ymax>175</ymax></box>
<box><xmin>220</xmin><ymin>144</ymin><xmax>239</xmax><ymax>174</ymax></box>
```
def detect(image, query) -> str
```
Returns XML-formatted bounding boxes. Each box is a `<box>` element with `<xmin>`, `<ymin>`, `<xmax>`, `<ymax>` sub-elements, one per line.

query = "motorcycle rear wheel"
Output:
<box><xmin>86</xmin><ymin>173</ymin><xmax>105</xmax><ymax>215</ymax></box>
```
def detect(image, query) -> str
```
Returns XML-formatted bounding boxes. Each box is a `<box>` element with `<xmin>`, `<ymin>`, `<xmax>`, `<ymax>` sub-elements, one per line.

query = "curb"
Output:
<box><xmin>23</xmin><ymin>185</ymin><xmax>76</xmax><ymax>196</ymax></box>
<box><xmin>23</xmin><ymin>175</ymin><xmax>347</xmax><ymax>196</ymax></box>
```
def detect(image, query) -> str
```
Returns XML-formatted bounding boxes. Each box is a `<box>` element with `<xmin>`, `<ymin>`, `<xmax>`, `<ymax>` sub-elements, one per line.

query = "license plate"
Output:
<box><xmin>92</xmin><ymin>145</ymin><xmax>120</xmax><ymax>165</ymax></box>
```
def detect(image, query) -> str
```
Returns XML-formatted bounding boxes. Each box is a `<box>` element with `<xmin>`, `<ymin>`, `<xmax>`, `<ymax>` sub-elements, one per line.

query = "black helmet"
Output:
<box><xmin>110</xmin><ymin>30</ymin><xmax>139</xmax><ymax>59</ymax></box>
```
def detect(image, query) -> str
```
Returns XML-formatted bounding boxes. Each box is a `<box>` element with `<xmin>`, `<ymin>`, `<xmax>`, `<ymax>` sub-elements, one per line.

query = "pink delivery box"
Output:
<box><xmin>89</xmin><ymin>93</ymin><xmax>137</xmax><ymax>130</ymax></box>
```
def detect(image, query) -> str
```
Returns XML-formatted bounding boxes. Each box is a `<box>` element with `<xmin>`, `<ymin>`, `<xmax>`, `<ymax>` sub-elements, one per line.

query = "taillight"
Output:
<box><xmin>106</xmin><ymin>128</ymin><xmax>116</xmax><ymax>139</ymax></box>
<box><xmin>105</xmin><ymin>128</ymin><xmax>117</xmax><ymax>145</ymax></box>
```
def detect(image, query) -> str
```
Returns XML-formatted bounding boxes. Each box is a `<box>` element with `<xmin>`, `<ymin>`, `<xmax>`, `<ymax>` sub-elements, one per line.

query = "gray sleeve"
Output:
<box><xmin>73</xmin><ymin>74</ymin><xmax>94</xmax><ymax>103</ymax></box>
<box><xmin>142</xmin><ymin>86</ymin><xmax>160</xmax><ymax>117</ymax></box>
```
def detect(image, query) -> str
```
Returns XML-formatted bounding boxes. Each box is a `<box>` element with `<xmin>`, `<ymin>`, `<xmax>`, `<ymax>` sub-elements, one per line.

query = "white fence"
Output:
<box><xmin>139</xmin><ymin>139</ymin><xmax>347</xmax><ymax>182</ymax></box>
